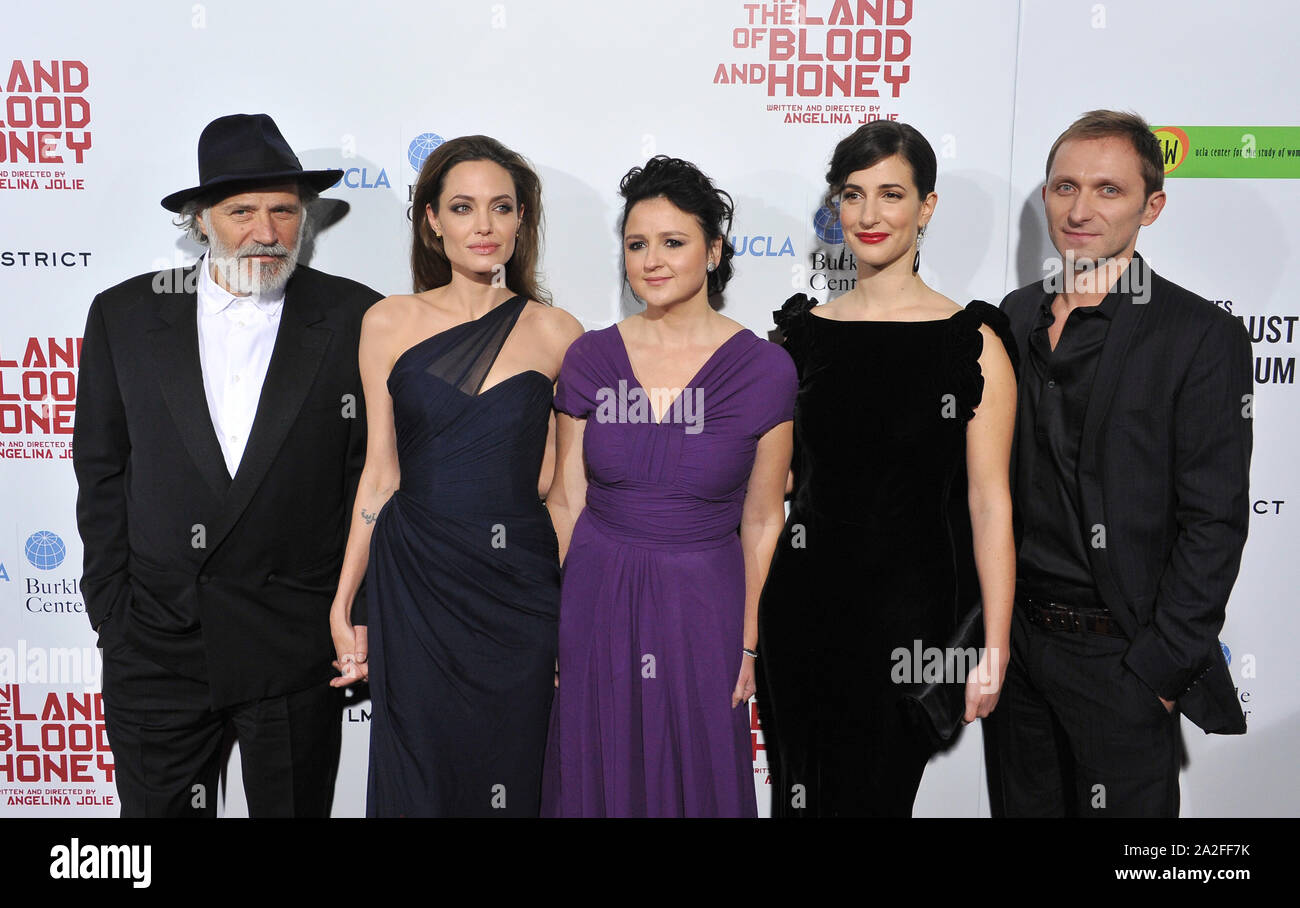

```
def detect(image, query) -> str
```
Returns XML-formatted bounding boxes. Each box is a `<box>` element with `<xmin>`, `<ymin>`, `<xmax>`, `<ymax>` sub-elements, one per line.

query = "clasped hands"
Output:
<box><xmin>330</xmin><ymin>605</ymin><xmax>369</xmax><ymax>688</ymax></box>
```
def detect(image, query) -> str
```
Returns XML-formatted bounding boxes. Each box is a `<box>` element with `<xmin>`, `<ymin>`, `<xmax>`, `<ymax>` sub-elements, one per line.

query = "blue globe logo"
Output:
<box><xmin>813</xmin><ymin>205</ymin><xmax>843</xmax><ymax>245</ymax></box>
<box><xmin>1220</xmin><ymin>642</ymin><xmax>1231</xmax><ymax>666</ymax></box>
<box><xmin>408</xmin><ymin>133</ymin><xmax>445</xmax><ymax>173</ymax></box>
<box><xmin>25</xmin><ymin>530</ymin><xmax>67</xmax><ymax>571</ymax></box>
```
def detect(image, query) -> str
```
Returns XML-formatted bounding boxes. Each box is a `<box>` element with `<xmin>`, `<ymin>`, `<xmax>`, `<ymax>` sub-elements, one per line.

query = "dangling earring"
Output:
<box><xmin>913</xmin><ymin>225</ymin><xmax>926</xmax><ymax>274</ymax></box>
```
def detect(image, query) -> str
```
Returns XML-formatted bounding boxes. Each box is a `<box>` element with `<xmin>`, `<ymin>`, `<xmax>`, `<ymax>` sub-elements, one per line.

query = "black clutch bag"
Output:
<box><xmin>899</xmin><ymin>602</ymin><xmax>984</xmax><ymax>746</ymax></box>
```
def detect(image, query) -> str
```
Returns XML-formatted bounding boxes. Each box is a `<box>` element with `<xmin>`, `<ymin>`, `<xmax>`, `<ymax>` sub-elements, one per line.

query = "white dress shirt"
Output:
<box><xmin>195</xmin><ymin>255</ymin><xmax>285</xmax><ymax>478</ymax></box>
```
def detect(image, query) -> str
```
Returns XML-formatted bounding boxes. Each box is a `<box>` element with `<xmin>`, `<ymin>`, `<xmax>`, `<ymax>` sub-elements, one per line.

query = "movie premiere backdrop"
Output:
<box><xmin>1</xmin><ymin>0</ymin><xmax>1294</xmax><ymax>817</ymax></box>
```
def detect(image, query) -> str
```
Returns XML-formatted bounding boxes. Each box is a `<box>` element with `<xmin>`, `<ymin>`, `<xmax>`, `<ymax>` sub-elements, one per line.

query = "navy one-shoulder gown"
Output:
<box><xmin>366</xmin><ymin>295</ymin><xmax>560</xmax><ymax>817</ymax></box>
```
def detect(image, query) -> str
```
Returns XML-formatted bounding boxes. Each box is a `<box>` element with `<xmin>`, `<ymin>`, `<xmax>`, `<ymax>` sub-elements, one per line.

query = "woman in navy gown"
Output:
<box><xmin>541</xmin><ymin>157</ymin><xmax>796</xmax><ymax>816</ymax></box>
<box><xmin>329</xmin><ymin>135</ymin><xmax>582</xmax><ymax>816</ymax></box>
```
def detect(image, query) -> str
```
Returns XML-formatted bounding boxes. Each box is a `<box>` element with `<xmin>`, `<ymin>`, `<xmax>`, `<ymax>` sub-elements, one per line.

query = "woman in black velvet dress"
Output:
<box><xmin>755</xmin><ymin>122</ymin><xmax>1018</xmax><ymax>816</ymax></box>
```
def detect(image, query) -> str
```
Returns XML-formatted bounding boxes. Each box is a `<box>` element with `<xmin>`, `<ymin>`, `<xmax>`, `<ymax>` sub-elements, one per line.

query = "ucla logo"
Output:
<box><xmin>332</xmin><ymin>168</ymin><xmax>391</xmax><ymax>190</ymax></box>
<box><xmin>731</xmin><ymin>235</ymin><xmax>795</xmax><ymax>257</ymax></box>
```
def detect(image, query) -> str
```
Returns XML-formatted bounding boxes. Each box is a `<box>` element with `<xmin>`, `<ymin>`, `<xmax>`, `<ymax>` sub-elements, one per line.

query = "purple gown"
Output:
<box><xmin>541</xmin><ymin>324</ymin><xmax>797</xmax><ymax>817</ymax></box>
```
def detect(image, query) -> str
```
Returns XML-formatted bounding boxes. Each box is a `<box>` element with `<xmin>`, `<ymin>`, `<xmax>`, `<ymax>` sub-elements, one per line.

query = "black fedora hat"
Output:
<box><xmin>160</xmin><ymin>113</ymin><xmax>343</xmax><ymax>212</ymax></box>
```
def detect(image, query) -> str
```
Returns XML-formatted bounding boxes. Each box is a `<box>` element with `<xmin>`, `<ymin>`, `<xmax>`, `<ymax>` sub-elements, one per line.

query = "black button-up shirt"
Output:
<box><xmin>1016</xmin><ymin>290</ymin><xmax>1122</xmax><ymax>606</ymax></box>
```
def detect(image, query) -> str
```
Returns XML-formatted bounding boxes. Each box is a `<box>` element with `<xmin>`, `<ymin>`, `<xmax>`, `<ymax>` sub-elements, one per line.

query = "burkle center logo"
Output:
<box><xmin>25</xmin><ymin>530</ymin><xmax>66</xmax><ymax>570</ymax></box>
<box><xmin>408</xmin><ymin>133</ymin><xmax>445</xmax><ymax>173</ymax></box>
<box><xmin>813</xmin><ymin>205</ymin><xmax>843</xmax><ymax>245</ymax></box>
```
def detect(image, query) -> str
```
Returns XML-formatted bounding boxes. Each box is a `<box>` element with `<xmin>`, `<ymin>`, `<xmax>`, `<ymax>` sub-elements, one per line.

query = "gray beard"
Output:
<box><xmin>208</xmin><ymin>227</ymin><xmax>303</xmax><ymax>296</ymax></box>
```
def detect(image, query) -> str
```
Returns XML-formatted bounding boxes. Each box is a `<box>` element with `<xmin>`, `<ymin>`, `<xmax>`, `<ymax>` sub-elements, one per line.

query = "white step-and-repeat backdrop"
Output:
<box><xmin>1</xmin><ymin>0</ymin><xmax>1294</xmax><ymax>817</ymax></box>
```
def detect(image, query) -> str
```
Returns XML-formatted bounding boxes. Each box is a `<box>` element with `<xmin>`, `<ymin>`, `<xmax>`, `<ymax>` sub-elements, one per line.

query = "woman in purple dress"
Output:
<box><xmin>541</xmin><ymin>157</ymin><xmax>796</xmax><ymax>817</ymax></box>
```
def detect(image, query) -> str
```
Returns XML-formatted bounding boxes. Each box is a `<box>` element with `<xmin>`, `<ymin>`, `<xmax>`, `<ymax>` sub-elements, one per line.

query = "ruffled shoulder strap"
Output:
<box><xmin>961</xmin><ymin>300</ymin><xmax>1019</xmax><ymax>377</ymax></box>
<box><xmin>773</xmin><ymin>293</ymin><xmax>819</xmax><ymax>334</ymax></box>
<box><xmin>943</xmin><ymin>300</ymin><xmax>1020</xmax><ymax>420</ymax></box>
<box><xmin>772</xmin><ymin>293</ymin><xmax>819</xmax><ymax>365</ymax></box>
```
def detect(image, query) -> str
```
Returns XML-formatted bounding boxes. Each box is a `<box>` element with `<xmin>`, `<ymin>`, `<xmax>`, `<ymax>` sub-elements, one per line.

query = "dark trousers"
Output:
<box><xmin>983</xmin><ymin>607</ymin><xmax>1181</xmax><ymax>817</ymax></box>
<box><xmin>100</xmin><ymin>619</ymin><xmax>342</xmax><ymax>818</ymax></box>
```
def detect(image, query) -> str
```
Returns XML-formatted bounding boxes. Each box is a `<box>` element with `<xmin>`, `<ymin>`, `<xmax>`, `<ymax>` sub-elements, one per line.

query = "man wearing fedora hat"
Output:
<box><xmin>74</xmin><ymin>113</ymin><xmax>382</xmax><ymax>817</ymax></box>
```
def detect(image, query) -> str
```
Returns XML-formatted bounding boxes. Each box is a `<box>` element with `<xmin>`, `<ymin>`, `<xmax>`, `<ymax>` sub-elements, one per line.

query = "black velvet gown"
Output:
<box><xmin>755</xmin><ymin>293</ymin><xmax>1017</xmax><ymax>817</ymax></box>
<box><xmin>365</xmin><ymin>295</ymin><xmax>560</xmax><ymax>816</ymax></box>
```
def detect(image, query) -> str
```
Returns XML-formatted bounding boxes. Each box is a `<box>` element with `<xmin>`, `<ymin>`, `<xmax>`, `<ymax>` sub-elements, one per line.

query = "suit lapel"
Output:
<box><xmin>1079</xmin><ymin>254</ymin><xmax>1157</xmax><ymax>633</ymax></box>
<box><xmin>1080</xmin><ymin>255</ymin><xmax>1154</xmax><ymax>449</ymax></box>
<box><xmin>206</xmin><ymin>271</ymin><xmax>332</xmax><ymax>551</ymax></box>
<box><xmin>147</xmin><ymin>265</ymin><xmax>233</xmax><ymax>497</ymax></box>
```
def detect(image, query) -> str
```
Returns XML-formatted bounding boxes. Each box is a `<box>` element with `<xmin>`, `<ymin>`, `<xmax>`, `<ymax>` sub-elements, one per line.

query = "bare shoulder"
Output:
<box><xmin>927</xmin><ymin>290</ymin><xmax>963</xmax><ymax>320</ymax></box>
<box><xmin>716</xmin><ymin>312</ymin><xmax>748</xmax><ymax>338</ymax></box>
<box><xmin>524</xmin><ymin>300</ymin><xmax>585</xmax><ymax>349</ymax></box>
<box><xmin>363</xmin><ymin>293</ymin><xmax>424</xmax><ymax>333</ymax></box>
<box><xmin>361</xmin><ymin>294</ymin><xmax>434</xmax><ymax>368</ymax></box>
<box><xmin>812</xmin><ymin>296</ymin><xmax>847</xmax><ymax>319</ymax></box>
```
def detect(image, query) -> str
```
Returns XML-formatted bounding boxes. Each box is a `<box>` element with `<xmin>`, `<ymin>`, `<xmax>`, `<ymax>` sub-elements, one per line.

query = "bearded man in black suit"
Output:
<box><xmin>74</xmin><ymin>113</ymin><xmax>381</xmax><ymax>817</ymax></box>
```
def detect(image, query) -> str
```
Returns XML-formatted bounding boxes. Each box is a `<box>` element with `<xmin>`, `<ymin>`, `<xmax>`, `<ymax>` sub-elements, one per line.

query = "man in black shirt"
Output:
<box><xmin>985</xmin><ymin>110</ymin><xmax>1253</xmax><ymax>816</ymax></box>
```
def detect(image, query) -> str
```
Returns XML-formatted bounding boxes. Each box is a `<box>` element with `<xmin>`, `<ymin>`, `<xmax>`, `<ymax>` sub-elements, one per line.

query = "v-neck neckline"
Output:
<box><xmin>611</xmin><ymin>324</ymin><xmax>750</xmax><ymax>425</ymax></box>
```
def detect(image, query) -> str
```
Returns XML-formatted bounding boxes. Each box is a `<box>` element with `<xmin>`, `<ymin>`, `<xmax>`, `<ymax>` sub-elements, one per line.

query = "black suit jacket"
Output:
<box><xmin>1000</xmin><ymin>254</ymin><xmax>1252</xmax><ymax>734</ymax></box>
<box><xmin>74</xmin><ymin>263</ymin><xmax>381</xmax><ymax>708</ymax></box>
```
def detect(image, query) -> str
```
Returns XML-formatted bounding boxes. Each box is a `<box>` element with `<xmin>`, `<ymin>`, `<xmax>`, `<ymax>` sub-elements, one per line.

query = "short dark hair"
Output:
<box><xmin>824</xmin><ymin>121</ymin><xmax>937</xmax><ymax>209</ymax></box>
<box><xmin>1045</xmin><ymin>110</ymin><xmax>1164</xmax><ymax>198</ymax></box>
<box><xmin>410</xmin><ymin>135</ymin><xmax>548</xmax><ymax>301</ymax></box>
<box><xmin>618</xmin><ymin>156</ymin><xmax>735</xmax><ymax>295</ymax></box>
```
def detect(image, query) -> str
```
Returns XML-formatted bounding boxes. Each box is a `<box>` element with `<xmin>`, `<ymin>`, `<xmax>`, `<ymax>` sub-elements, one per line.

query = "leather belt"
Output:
<box><xmin>1018</xmin><ymin>595</ymin><xmax>1126</xmax><ymax>638</ymax></box>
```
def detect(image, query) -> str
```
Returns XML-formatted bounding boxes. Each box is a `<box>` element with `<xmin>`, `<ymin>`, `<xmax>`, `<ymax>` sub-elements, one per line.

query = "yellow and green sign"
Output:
<box><xmin>1153</xmin><ymin>126</ymin><xmax>1300</xmax><ymax>178</ymax></box>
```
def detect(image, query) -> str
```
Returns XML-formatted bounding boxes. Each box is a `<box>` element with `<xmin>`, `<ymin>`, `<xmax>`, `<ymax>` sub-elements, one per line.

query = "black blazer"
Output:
<box><xmin>74</xmin><ymin>264</ymin><xmax>381</xmax><ymax>708</ymax></box>
<box><xmin>1000</xmin><ymin>254</ymin><xmax>1252</xmax><ymax>735</ymax></box>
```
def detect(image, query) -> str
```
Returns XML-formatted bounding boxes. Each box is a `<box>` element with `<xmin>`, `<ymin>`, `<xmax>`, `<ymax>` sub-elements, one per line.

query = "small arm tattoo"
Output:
<box><xmin>361</xmin><ymin>508</ymin><xmax>378</xmax><ymax>525</ymax></box>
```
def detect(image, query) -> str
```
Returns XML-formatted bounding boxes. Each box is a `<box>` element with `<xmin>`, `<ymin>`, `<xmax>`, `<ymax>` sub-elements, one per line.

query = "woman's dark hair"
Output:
<box><xmin>410</xmin><ymin>134</ymin><xmax>549</xmax><ymax>302</ymax></box>
<box><xmin>824</xmin><ymin>121</ymin><xmax>937</xmax><ymax>209</ymax></box>
<box><xmin>619</xmin><ymin>155</ymin><xmax>735</xmax><ymax>296</ymax></box>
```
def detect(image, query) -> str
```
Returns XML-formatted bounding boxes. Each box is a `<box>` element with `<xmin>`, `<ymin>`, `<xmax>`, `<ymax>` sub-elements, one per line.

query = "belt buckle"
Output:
<box><xmin>1039</xmin><ymin>601</ymin><xmax>1083</xmax><ymax>634</ymax></box>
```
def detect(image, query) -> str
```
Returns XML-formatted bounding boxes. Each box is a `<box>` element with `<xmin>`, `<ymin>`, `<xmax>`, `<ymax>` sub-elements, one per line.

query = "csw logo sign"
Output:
<box><xmin>1151</xmin><ymin>125</ymin><xmax>1300</xmax><ymax>179</ymax></box>
<box><xmin>1153</xmin><ymin>126</ymin><xmax>1189</xmax><ymax>175</ymax></box>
